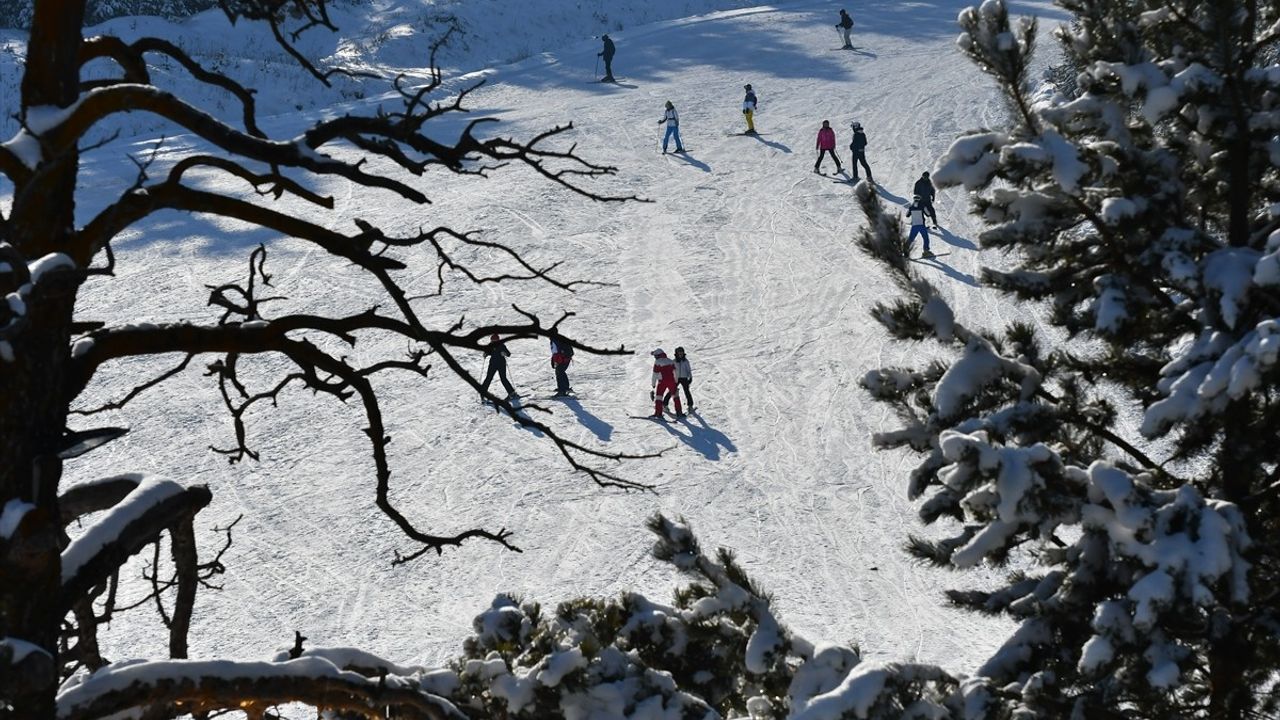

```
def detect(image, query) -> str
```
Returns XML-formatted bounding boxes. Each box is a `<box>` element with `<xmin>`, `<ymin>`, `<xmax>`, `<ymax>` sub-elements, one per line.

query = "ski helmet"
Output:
<box><xmin>652</xmin><ymin>348</ymin><xmax>666</xmax><ymax>357</ymax></box>
<box><xmin>490</xmin><ymin>333</ymin><xmax>500</xmax><ymax>342</ymax></box>
<box><xmin>851</xmin><ymin>121</ymin><xmax>862</xmax><ymax>130</ymax></box>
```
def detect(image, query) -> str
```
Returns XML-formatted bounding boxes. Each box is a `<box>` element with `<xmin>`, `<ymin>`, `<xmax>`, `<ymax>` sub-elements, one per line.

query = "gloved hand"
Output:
<box><xmin>650</xmin><ymin>390</ymin><xmax>656</xmax><ymax>401</ymax></box>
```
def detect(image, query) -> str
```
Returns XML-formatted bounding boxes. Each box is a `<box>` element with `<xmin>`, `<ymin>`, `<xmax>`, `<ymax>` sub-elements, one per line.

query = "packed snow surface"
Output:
<box><xmin>7</xmin><ymin>0</ymin><xmax>1069</xmax><ymax>675</ymax></box>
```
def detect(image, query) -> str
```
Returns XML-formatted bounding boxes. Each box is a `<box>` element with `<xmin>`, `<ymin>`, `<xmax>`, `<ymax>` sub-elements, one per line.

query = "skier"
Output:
<box><xmin>849</xmin><ymin>122</ymin><xmax>873</xmax><ymax>181</ymax></box>
<box><xmin>837</xmin><ymin>9</ymin><xmax>854</xmax><ymax>49</ymax></box>
<box><xmin>658</xmin><ymin>101</ymin><xmax>685</xmax><ymax>154</ymax></box>
<box><xmin>814</xmin><ymin>120</ymin><xmax>842</xmax><ymax>174</ymax></box>
<box><xmin>742</xmin><ymin>84</ymin><xmax>758</xmax><ymax>135</ymax></box>
<box><xmin>650</xmin><ymin>348</ymin><xmax>683</xmax><ymax>419</ymax></box>
<box><xmin>480</xmin><ymin>334</ymin><xmax>518</xmax><ymax>401</ymax></box>
<box><xmin>913</xmin><ymin>171</ymin><xmax>939</xmax><ymax>227</ymax></box>
<box><xmin>662</xmin><ymin>346</ymin><xmax>693</xmax><ymax>412</ymax></box>
<box><xmin>599</xmin><ymin>34</ymin><xmax>616</xmax><ymax>82</ymax></box>
<box><xmin>550</xmin><ymin>337</ymin><xmax>574</xmax><ymax>396</ymax></box>
<box><xmin>906</xmin><ymin>195</ymin><xmax>933</xmax><ymax>257</ymax></box>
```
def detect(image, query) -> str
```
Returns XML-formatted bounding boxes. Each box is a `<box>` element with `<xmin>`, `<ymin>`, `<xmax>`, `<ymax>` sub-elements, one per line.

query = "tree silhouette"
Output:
<box><xmin>0</xmin><ymin>2</ymin><xmax>647</xmax><ymax>717</ymax></box>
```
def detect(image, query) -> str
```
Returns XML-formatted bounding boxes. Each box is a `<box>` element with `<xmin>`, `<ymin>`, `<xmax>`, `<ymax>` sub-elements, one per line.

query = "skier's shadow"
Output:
<box><xmin>877</xmin><ymin>186</ymin><xmax>908</xmax><ymax>205</ymax></box>
<box><xmin>555</xmin><ymin>397</ymin><xmax>614</xmax><ymax>442</ymax></box>
<box><xmin>591</xmin><ymin>80</ymin><xmax>639</xmax><ymax>90</ymax></box>
<box><xmin>655</xmin><ymin>411</ymin><xmax>737</xmax><ymax>460</ymax></box>
<box><xmin>751</xmin><ymin>135</ymin><xmax>792</xmax><ymax>154</ymax></box>
<box><xmin>493</xmin><ymin>398</ymin><xmax>546</xmax><ymax>438</ymax></box>
<box><xmin>670</xmin><ymin>153</ymin><xmax>711</xmax><ymax>172</ymax></box>
<box><xmin>937</xmin><ymin>226</ymin><xmax>977</xmax><ymax>250</ymax></box>
<box><xmin>915</xmin><ymin>256</ymin><xmax>978</xmax><ymax>286</ymax></box>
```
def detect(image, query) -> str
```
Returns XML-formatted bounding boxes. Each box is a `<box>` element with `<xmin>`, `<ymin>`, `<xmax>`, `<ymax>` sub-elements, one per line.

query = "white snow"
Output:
<box><xmin>27</xmin><ymin>252</ymin><xmax>75</xmax><ymax>284</ymax></box>
<box><xmin>1202</xmin><ymin>248</ymin><xmax>1260</xmax><ymax>330</ymax></box>
<box><xmin>792</xmin><ymin>662</ymin><xmax>889</xmax><ymax>720</ymax></box>
<box><xmin>56</xmin><ymin>656</ymin><xmax>453</xmax><ymax>717</ymax></box>
<box><xmin>0</xmin><ymin>636</ymin><xmax>50</xmax><ymax>664</ymax></box>
<box><xmin>745</xmin><ymin>614</ymin><xmax>782</xmax><ymax>674</ymax></box>
<box><xmin>270</xmin><ymin>645</ymin><xmax>424</xmax><ymax>677</ymax></box>
<box><xmin>60</xmin><ymin>474</ymin><xmax>185</xmax><ymax>585</ymax></box>
<box><xmin>1099</xmin><ymin>197</ymin><xmax>1138</xmax><ymax>224</ymax></box>
<box><xmin>537</xmin><ymin>648</ymin><xmax>587</xmax><ymax>687</ymax></box>
<box><xmin>0</xmin><ymin>498</ymin><xmax>33</xmax><ymax>539</ymax></box>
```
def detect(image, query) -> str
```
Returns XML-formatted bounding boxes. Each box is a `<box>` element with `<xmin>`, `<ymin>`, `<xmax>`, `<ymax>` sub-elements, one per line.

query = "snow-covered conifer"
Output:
<box><xmin>857</xmin><ymin>0</ymin><xmax>1280</xmax><ymax>716</ymax></box>
<box><xmin>435</xmin><ymin>514</ymin><xmax>964</xmax><ymax>720</ymax></box>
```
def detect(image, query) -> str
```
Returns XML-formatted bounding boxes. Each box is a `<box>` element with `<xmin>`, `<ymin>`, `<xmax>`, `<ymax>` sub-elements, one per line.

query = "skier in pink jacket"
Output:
<box><xmin>650</xmin><ymin>348</ymin><xmax>683</xmax><ymax>419</ymax></box>
<box><xmin>814</xmin><ymin>120</ymin><xmax>842</xmax><ymax>174</ymax></box>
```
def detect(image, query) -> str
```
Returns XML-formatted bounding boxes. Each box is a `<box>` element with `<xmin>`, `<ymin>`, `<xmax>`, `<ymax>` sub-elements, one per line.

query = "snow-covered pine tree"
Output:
<box><xmin>426</xmin><ymin>514</ymin><xmax>964</xmax><ymax>720</ymax></box>
<box><xmin>856</xmin><ymin>0</ymin><xmax>1280</xmax><ymax>717</ymax></box>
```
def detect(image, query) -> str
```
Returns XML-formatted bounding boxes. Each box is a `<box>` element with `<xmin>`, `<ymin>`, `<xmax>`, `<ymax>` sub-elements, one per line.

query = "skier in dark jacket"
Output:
<box><xmin>481</xmin><ymin>334</ymin><xmax>518</xmax><ymax>401</ymax></box>
<box><xmin>913</xmin><ymin>171</ymin><xmax>938</xmax><ymax>226</ymax></box>
<box><xmin>550</xmin><ymin>338</ymin><xmax>574</xmax><ymax>396</ymax></box>
<box><xmin>599</xmin><ymin>35</ymin><xmax>616</xmax><ymax>82</ymax></box>
<box><xmin>742</xmin><ymin>84</ymin><xmax>758</xmax><ymax>134</ymax></box>
<box><xmin>837</xmin><ymin>9</ymin><xmax>854</xmax><ymax>49</ymax></box>
<box><xmin>848</xmin><ymin>122</ymin><xmax>873</xmax><ymax>182</ymax></box>
<box><xmin>663</xmin><ymin>346</ymin><xmax>694</xmax><ymax>412</ymax></box>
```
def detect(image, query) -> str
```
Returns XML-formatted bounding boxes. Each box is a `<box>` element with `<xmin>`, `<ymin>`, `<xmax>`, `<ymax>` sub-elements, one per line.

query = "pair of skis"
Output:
<box><xmin>629</xmin><ymin>409</ymin><xmax>695</xmax><ymax>423</ymax></box>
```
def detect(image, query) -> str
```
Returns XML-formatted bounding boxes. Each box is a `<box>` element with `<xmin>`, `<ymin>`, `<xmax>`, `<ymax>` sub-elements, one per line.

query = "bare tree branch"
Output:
<box><xmin>71</xmin><ymin>353</ymin><xmax>193</xmax><ymax>416</ymax></box>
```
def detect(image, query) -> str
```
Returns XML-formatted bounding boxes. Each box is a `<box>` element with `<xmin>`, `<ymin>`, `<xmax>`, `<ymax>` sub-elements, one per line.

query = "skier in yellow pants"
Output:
<box><xmin>742</xmin><ymin>84</ymin><xmax>758</xmax><ymax>134</ymax></box>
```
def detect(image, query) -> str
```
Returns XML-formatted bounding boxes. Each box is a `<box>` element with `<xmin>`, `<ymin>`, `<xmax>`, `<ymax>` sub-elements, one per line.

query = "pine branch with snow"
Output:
<box><xmin>857</xmin><ymin>0</ymin><xmax>1280</xmax><ymax>716</ymax></box>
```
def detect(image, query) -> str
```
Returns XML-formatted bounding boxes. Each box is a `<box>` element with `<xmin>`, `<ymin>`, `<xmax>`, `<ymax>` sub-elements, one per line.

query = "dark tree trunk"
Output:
<box><xmin>2</xmin><ymin>2</ymin><xmax>85</xmax><ymax>718</ymax></box>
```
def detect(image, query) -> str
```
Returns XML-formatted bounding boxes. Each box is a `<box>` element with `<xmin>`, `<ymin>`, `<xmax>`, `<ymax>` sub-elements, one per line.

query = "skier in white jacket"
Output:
<box><xmin>658</xmin><ymin>101</ymin><xmax>685</xmax><ymax>154</ymax></box>
<box><xmin>906</xmin><ymin>195</ymin><xmax>933</xmax><ymax>257</ymax></box>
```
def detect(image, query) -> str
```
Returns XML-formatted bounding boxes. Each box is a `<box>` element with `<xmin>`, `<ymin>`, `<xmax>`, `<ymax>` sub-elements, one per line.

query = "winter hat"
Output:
<box><xmin>675</xmin><ymin>346</ymin><xmax>686</xmax><ymax>355</ymax></box>
<box><xmin>822</xmin><ymin>120</ymin><xmax>830</xmax><ymax>127</ymax></box>
<box><xmin>490</xmin><ymin>333</ymin><xmax>500</xmax><ymax>342</ymax></box>
<box><xmin>652</xmin><ymin>348</ymin><xmax>666</xmax><ymax>357</ymax></box>
<box><xmin>922</xmin><ymin>171</ymin><xmax>930</xmax><ymax>178</ymax></box>
<box><xmin>744</xmin><ymin>83</ymin><xmax>752</xmax><ymax>90</ymax></box>
<box><xmin>666</xmin><ymin>100</ymin><xmax>674</xmax><ymax>108</ymax></box>
<box><xmin>851</xmin><ymin>121</ymin><xmax>862</xmax><ymax>130</ymax></box>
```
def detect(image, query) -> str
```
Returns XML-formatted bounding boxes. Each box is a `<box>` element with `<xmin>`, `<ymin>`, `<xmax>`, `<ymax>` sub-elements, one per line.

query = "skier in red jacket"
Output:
<box><xmin>650</xmin><ymin>348</ymin><xmax>683</xmax><ymax>419</ymax></box>
<box><xmin>814</xmin><ymin>120</ymin><xmax>842</xmax><ymax>174</ymax></box>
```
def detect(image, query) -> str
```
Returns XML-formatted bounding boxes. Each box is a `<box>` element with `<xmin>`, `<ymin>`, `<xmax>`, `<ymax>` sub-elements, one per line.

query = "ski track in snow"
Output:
<box><xmin>41</xmin><ymin>0</ymin><xmax>1069</xmax><ymax>673</ymax></box>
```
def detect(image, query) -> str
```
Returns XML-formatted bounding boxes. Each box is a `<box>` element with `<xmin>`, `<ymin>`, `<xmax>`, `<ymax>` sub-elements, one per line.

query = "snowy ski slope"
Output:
<box><xmin>50</xmin><ymin>0</ymin><xmax>1067</xmax><ymax>673</ymax></box>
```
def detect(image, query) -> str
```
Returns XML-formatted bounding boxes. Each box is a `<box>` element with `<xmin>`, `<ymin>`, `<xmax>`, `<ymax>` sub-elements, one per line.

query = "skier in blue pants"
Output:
<box><xmin>659</xmin><ymin>101</ymin><xmax>685</xmax><ymax>154</ymax></box>
<box><xmin>906</xmin><ymin>195</ymin><xmax>933</xmax><ymax>257</ymax></box>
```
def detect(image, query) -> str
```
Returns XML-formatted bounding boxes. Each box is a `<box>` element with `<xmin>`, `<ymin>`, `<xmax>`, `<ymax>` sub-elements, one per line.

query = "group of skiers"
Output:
<box><xmin>480</xmin><ymin>336</ymin><xmax>575</xmax><ymax>400</ymax></box>
<box><xmin>493</xmin><ymin>10</ymin><xmax>938</xmax><ymax>411</ymax></box>
<box><xmin>481</xmin><ymin>338</ymin><xmax>694</xmax><ymax>421</ymax></box>
<box><xmin>813</xmin><ymin>119</ymin><xmax>873</xmax><ymax>181</ymax></box>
